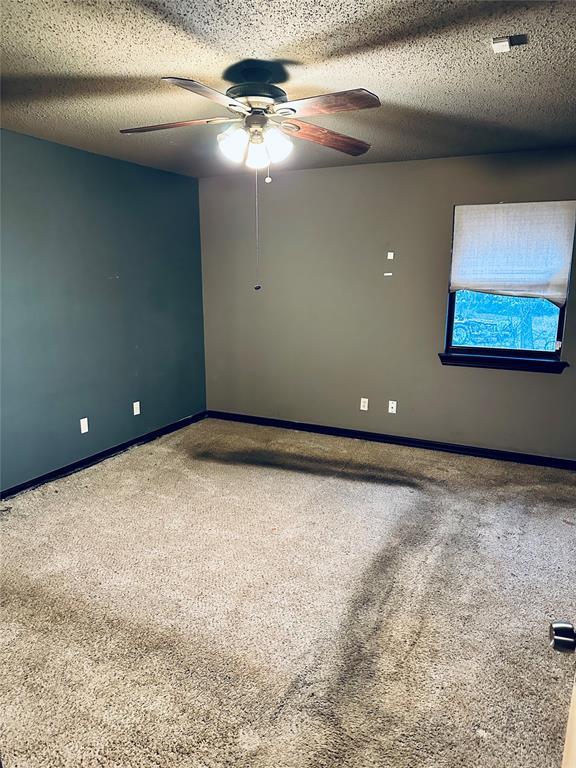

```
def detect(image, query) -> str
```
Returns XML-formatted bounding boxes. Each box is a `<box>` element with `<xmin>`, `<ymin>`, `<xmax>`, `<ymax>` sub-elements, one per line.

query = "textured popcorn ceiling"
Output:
<box><xmin>1</xmin><ymin>0</ymin><xmax>576</xmax><ymax>177</ymax></box>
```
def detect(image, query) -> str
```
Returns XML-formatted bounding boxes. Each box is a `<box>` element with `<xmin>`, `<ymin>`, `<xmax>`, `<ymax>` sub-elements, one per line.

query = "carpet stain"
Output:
<box><xmin>252</xmin><ymin>494</ymin><xmax>444</xmax><ymax>767</ymax></box>
<box><xmin>193</xmin><ymin>447</ymin><xmax>430</xmax><ymax>489</ymax></box>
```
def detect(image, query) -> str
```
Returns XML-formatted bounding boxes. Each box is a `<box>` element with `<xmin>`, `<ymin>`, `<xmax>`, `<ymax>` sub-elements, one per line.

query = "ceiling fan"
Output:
<box><xmin>120</xmin><ymin>77</ymin><xmax>381</xmax><ymax>169</ymax></box>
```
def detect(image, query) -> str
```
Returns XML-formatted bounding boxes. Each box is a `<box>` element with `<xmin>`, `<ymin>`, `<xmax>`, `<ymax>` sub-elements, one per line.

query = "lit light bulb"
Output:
<box><xmin>263</xmin><ymin>126</ymin><xmax>293</xmax><ymax>163</ymax></box>
<box><xmin>217</xmin><ymin>127</ymin><xmax>249</xmax><ymax>163</ymax></box>
<box><xmin>246</xmin><ymin>141</ymin><xmax>269</xmax><ymax>170</ymax></box>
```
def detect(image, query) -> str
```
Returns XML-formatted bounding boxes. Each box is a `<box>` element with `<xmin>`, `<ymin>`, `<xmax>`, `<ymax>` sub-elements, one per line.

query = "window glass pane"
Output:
<box><xmin>452</xmin><ymin>290</ymin><xmax>560</xmax><ymax>351</ymax></box>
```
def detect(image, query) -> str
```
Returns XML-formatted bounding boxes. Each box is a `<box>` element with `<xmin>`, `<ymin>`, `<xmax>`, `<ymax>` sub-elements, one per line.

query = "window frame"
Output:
<box><xmin>439</xmin><ymin>201</ymin><xmax>573</xmax><ymax>374</ymax></box>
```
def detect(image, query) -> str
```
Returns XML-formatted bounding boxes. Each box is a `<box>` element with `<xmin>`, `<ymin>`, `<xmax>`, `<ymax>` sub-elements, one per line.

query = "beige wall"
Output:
<box><xmin>200</xmin><ymin>149</ymin><xmax>576</xmax><ymax>459</ymax></box>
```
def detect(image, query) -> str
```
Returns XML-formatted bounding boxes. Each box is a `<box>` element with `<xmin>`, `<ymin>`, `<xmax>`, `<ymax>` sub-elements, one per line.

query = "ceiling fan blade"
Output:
<box><xmin>280</xmin><ymin>119</ymin><xmax>370</xmax><ymax>156</ymax></box>
<box><xmin>162</xmin><ymin>77</ymin><xmax>249</xmax><ymax>113</ymax></box>
<box><xmin>120</xmin><ymin>117</ymin><xmax>241</xmax><ymax>134</ymax></box>
<box><xmin>278</xmin><ymin>89</ymin><xmax>380</xmax><ymax>117</ymax></box>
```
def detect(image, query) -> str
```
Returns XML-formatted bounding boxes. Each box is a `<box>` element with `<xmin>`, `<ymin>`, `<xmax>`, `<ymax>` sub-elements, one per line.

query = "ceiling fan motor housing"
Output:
<box><xmin>226</xmin><ymin>82</ymin><xmax>288</xmax><ymax>112</ymax></box>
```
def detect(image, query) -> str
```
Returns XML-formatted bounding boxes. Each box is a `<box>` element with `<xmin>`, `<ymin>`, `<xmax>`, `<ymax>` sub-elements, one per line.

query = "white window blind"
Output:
<box><xmin>450</xmin><ymin>201</ymin><xmax>576</xmax><ymax>306</ymax></box>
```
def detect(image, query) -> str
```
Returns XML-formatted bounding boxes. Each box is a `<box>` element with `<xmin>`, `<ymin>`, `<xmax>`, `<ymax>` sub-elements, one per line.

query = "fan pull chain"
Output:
<box><xmin>254</xmin><ymin>168</ymin><xmax>261</xmax><ymax>291</ymax></box>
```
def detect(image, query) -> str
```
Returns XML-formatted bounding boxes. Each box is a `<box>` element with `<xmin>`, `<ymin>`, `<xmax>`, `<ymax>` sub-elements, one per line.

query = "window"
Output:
<box><xmin>440</xmin><ymin>201</ymin><xmax>576</xmax><ymax>373</ymax></box>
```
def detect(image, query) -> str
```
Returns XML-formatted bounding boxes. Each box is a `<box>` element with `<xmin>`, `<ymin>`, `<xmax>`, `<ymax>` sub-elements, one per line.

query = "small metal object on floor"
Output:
<box><xmin>551</xmin><ymin>621</ymin><xmax>576</xmax><ymax>653</ymax></box>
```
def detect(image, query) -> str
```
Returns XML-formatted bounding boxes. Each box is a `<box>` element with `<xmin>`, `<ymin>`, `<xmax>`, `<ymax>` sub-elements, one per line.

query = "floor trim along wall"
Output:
<box><xmin>2</xmin><ymin>409</ymin><xmax>574</xmax><ymax>499</ymax></box>
<box><xmin>0</xmin><ymin>412</ymin><xmax>206</xmax><ymax>500</ymax></box>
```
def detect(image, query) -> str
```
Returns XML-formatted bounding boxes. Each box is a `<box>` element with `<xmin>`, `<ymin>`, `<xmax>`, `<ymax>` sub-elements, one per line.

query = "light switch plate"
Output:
<box><xmin>133</xmin><ymin>401</ymin><xmax>141</xmax><ymax>416</ymax></box>
<box><xmin>360</xmin><ymin>397</ymin><xmax>369</xmax><ymax>411</ymax></box>
<box><xmin>80</xmin><ymin>417</ymin><xmax>89</xmax><ymax>434</ymax></box>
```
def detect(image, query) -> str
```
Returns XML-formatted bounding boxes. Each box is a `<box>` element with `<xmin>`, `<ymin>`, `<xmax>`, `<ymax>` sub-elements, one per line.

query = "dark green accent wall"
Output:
<box><xmin>1</xmin><ymin>130</ymin><xmax>205</xmax><ymax>492</ymax></box>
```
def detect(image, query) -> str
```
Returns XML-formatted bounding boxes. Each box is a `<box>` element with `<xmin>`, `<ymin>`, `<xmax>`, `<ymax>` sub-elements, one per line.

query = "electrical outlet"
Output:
<box><xmin>80</xmin><ymin>417</ymin><xmax>89</xmax><ymax>434</ymax></box>
<box><xmin>133</xmin><ymin>401</ymin><xmax>141</xmax><ymax>416</ymax></box>
<box><xmin>360</xmin><ymin>397</ymin><xmax>369</xmax><ymax>411</ymax></box>
<box><xmin>388</xmin><ymin>400</ymin><xmax>397</xmax><ymax>414</ymax></box>
<box><xmin>387</xmin><ymin>251</ymin><xmax>394</xmax><ymax>260</ymax></box>
<box><xmin>384</xmin><ymin>272</ymin><xmax>393</xmax><ymax>277</ymax></box>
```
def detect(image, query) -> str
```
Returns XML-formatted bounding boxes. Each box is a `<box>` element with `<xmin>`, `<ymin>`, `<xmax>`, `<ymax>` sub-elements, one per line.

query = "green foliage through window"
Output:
<box><xmin>452</xmin><ymin>290</ymin><xmax>560</xmax><ymax>352</ymax></box>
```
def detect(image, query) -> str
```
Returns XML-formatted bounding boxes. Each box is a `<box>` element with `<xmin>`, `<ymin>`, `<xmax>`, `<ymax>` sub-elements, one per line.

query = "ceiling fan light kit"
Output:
<box><xmin>218</xmin><ymin>114</ymin><xmax>294</xmax><ymax>168</ymax></box>
<box><xmin>121</xmin><ymin>76</ymin><xmax>381</xmax><ymax>169</ymax></box>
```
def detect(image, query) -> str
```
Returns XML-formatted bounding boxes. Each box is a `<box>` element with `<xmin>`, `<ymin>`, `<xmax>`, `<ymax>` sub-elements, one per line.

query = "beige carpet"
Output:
<box><xmin>1</xmin><ymin>418</ymin><xmax>575</xmax><ymax>767</ymax></box>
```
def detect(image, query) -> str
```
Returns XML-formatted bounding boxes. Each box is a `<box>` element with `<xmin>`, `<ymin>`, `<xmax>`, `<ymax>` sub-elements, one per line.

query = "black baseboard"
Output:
<box><xmin>2</xmin><ymin>408</ymin><xmax>573</xmax><ymax>499</ymax></box>
<box><xmin>205</xmin><ymin>410</ymin><xmax>576</xmax><ymax>471</ymax></box>
<box><xmin>0</xmin><ymin>412</ymin><xmax>207</xmax><ymax>500</ymax></box>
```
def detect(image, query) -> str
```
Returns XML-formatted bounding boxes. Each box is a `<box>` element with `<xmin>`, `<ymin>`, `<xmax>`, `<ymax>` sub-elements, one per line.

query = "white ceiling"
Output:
<box><xmin>2</xmin><ymin>0</ymin><xmax>576</xmax><ymax>177</ymax></box>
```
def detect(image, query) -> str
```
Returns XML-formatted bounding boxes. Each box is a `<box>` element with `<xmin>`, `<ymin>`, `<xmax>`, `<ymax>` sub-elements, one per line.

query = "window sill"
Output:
<box><xmin>438</xmin><ymin>352</ymin><xmax>569</xmax><ymax>373</ymax></box>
